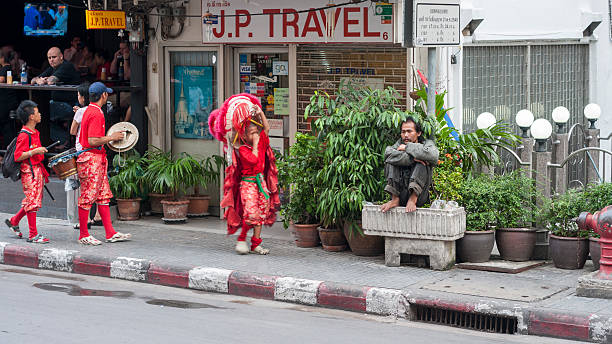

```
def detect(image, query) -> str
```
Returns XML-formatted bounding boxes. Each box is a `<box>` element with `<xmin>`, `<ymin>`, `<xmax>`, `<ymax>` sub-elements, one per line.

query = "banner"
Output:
<box><xmin>202</xmin><ymin>0</ymin><xmax>393</xmax><ymax>43</ymax></box>
<box><xmin>86</xmin><ymin>10</ymin><xmax>126</xmax><ymax>29</ymax></box>
<box><xmin>173</xmin><ymin>66</ymin><xmax>214</xmax><ymax>139</ymax></box>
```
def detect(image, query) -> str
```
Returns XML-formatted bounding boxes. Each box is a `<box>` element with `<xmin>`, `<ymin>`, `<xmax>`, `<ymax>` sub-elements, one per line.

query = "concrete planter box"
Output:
<box><xmin>362</xmin><ymin>204</ymin><xmax>466</xmax><ymax>270</ymax></box>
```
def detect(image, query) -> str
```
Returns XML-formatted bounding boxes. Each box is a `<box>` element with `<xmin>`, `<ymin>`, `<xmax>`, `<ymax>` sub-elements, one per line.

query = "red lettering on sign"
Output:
<box><xmin>263</xmin><ymin>9</ymin><xmax>280</xmax><ymax>37</ymax></box>
<box><xmin>301</xmin><ymin>9</ymin><xmax>323</xmax><ymax>37</ymax></box>
<box><xmin>344</xmin><ymin>7</ymin><xmax>360</xmax><ymax>37</ymax></box>
<box><xmin>318</xmin><ymin>8</ymin><xmax>341</xmax><ymax>34</ymax></box>
<box><xmin>282</xmin><ymin>9</ymin><xmax>299</xmax><ymax>38</ymax></box>
<box><xmin>235</xmin><ymin>10</ymin><xmax>251</xmax><ymax>37</ymax></box>
<box><xmin>213</xmin><ymin>10</ymin><xmax>226</xmax><ymax>37</ymax></box>
<box><xmin>363</xmin><ymin>7</ymin><xmax>379</xmax><ymax>37</ymax></box>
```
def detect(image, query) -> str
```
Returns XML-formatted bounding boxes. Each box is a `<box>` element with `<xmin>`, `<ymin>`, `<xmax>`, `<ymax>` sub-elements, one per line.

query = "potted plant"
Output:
<box><xmin>150</xmin><ymin>152</ymin><xmax>201</xmax><ymax>222</ymax></box>
<box><xmin>143</xmin><ymin>146</ymin><xmax>174</xmax><ymax>214</ymax></box>
<box><xmin>494</xmin><ymin>171</ymin><xmax>540</xmax><ymax>262</ymax></box>
<box><xmin>185</xmin><ymin>154</ymin><xmax>225</xmax><ymax>217</ymax></box>
<box><xmin>456</xmin><ymin>174</ymin><xmax>496</xmax><ymax>263</ymax></box>
<box><xmin>109</xmin><ymin>151</ymin><xmax>146</xmax><ymax>220</ymax></box>
<box><xmin>544</xmin><ymin>189</ymin><xmax>590</xmax><ymax>269</ymax></box>
<box><xmin>307</xmin><ymin>83</ymin><xmax>411</xmax><ymax>256</ymax></box>
<box><xmin>277</xmin><ymin>133</ymin><xmax>325</xmax><ymax>248</ymax></box>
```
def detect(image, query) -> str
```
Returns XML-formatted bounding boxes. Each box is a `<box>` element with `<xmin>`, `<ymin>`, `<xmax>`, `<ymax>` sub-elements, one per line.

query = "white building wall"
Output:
<box><xmin>459</xmin><ymin>0</ymin><xmax>611</xmax><ymax>139</ymax></box>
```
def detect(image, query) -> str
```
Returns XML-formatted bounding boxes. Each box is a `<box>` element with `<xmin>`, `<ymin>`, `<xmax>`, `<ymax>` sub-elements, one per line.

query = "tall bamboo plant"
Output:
<box><xmin>306</xmin><ymin>82</ymin><xmax>414</xmax><ymax>234</ymax></box>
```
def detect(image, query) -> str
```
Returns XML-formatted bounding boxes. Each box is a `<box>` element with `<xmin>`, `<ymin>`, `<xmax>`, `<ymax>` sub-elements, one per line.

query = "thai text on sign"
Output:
<box><xmin>86</xmin><ymin>10</ymin><xmax>126</xmax><ymax>29</ymax></box>
<box><xmin>201</xmin><ymin>0</ymin><xmax>393</xmax><ymax>43</ymax></box>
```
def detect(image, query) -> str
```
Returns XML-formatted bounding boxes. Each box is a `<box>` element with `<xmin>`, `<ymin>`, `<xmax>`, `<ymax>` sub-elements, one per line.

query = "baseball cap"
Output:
<box><xmin>89</xmin><ymin>82</ymin><xmax>113</xmax><ymax>96</ymax></box>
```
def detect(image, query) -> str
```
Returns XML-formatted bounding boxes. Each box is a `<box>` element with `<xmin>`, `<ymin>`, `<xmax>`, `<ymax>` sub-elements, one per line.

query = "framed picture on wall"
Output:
<box><xmin>173</xmin><ymin>65</ymin><xmax>214</xmax><ymax>139</ymax></box>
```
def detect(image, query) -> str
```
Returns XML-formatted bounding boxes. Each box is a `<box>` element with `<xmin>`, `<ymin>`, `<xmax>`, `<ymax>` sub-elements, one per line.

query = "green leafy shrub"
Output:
<box><xmin>460</xmin><ymin>171</ymin><xmax>538</xmax><ymax>231</ymax></box>
<box><xmin>109</xmin><ymin>151</ymin><xmax>146</xmax><ymax>199</ymax></box>
<box><xmin>277</xmin><ymin>133</ymin><xmax>324</xmax><ymax>228</ymax></box>
<box><xmin>431</xmin><ymin>152</ymin><xmax>463</xmax><ymax>202</ymax></box>
<box><xmin>306</xmin><ymin>82</ymin><xmax>414</xmax><ymax>233</ymax></box>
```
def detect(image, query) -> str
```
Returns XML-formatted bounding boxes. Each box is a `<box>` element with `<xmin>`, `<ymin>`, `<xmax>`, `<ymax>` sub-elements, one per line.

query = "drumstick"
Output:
<box><xmin>46</xmin><ymin>141</ymin><xmax>61</xmax><ymax>151</ymax></box>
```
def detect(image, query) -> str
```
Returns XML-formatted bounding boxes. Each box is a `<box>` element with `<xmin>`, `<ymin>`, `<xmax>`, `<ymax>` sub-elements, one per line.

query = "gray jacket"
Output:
<box><xmin>384</xmin><ymin>139</ymin><xmax>439</xmax><ymax>167</ymax></box>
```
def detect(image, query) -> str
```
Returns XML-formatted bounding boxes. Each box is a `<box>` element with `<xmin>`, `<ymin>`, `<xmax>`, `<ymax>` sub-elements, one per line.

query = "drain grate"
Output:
<box><xmin>413</xmin><ymin>305</ymin><xmax>517</xmax><ymax>334</ymax></box>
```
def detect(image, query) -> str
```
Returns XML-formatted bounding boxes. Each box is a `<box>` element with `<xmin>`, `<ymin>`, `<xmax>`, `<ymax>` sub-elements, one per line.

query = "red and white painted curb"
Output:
<box><xmin>0</xmin><ymin>241</ymin><xmax>610</xmax><ymax>343</ymax></box>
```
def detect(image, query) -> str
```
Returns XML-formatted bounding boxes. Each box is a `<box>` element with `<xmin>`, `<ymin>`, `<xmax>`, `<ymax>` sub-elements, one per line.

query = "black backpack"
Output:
<box><xmin>2</xmin><ymin>129</ymin><xmax>33</xmax><ymax>181</ymax></box>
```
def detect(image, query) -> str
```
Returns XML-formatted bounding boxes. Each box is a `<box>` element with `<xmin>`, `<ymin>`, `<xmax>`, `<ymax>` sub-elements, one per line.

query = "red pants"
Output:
<box><xmin>240</xmin><ymin>178</ymin><xmax>270</xmax><ymax>226</ymax></box>
<box><xmin>20</xmin><ymin>164</ymin><xmax>46</xmax><ymax>213</ymax></box>
<box><xmin>77</xmin><ymin>151</ymin><xmax>113</xmax><ymax>210</ymax></box>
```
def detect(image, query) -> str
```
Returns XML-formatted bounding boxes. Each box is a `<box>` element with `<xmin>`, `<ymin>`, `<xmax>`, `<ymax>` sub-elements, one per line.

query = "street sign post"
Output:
<box><xmin>404</xmin><ymin>0</ymin><xmax>460</xmax><ymax>117</ymax></box>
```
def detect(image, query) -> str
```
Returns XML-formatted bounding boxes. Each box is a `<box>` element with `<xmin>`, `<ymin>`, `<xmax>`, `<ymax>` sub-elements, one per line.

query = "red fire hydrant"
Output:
<box><xmin>577</xmin><ymin>205</ymin><xmax>612</xmax><ymax>279</ymax></box>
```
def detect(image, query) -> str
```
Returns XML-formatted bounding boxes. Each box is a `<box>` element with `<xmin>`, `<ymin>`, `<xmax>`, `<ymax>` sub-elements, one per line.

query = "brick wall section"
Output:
<box><xmin>296</xmin><ymin>46</ymin><xmax>408</xmax><ymax>133</ymax></box>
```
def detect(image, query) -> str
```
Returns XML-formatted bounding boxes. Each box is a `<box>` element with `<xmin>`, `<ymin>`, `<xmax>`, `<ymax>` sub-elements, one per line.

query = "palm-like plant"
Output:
<box><xmin>413</xmin><ymin>88</ymin><xmax>520</xmax><ymax>173</ymax></box>
<box><xmin>143</xmin><ymin>146</ymin><xmax>173</xmax><ymax>195</ymax></box>
<box><xmin>150</xmin><ymin>152</ymin><xmax>204</xmax><ymax>201</ymax></box>
<box><xmin>109</xmin><ymin>151</ymin><xmax>146</xmax><ymax>199</ymax></box>
<box><xmin>193</xmin><ymin>155</ymin><xmax>225</xmax><ymax>196</ymax></box>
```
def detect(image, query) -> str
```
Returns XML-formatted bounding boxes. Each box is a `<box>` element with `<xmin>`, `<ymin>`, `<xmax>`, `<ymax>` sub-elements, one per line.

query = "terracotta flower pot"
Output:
<box><xmin>161</xmin><ymin>199</ymin><xmax>189</xmax><ymax>220</ymax></box>
<box><xmin>590</xmin><ymin>237</ymin><xmax>601</xmax><ymax>270</ymax></box>
<box><xmin>149</xmin><ymin>193</ymin><xmax>173</xmax><ymax>214</ymax></box>
<box><xmin>550</xmin><ymin>234</ymin><xmax>589</xmax><ymax>269</ymax></box>
<box><xmin>343</xmin><ymin>222</ymin><xmax>384</xmax><ymax>256</ymax></box>
<box><xmin>495</xmin><ymin>227</ymin><xmax>537</xmax><ymax>261</ymax></box>
<box><xmin>187</xmin><ymin>195</ymin><xmax>211</xmax><ymax>216</ymax></box>
<box><xmin>318</xmin><ymin>226</ymin><xmax>347</xmax><ymax>252</ymax></box>
<box><xmin>116</xmin><ymin>198</ymin><xmax>141</xmax><ymax>221</ymax></box>
<box><xmin>290</xmin><ymin>223</ymin><xmax>320</xmax><ymax>248</ymax></box>
<box><xmin>456</xmin><ymin>230</ymin><xmax>495</xmax><ymax>263</ymax></box>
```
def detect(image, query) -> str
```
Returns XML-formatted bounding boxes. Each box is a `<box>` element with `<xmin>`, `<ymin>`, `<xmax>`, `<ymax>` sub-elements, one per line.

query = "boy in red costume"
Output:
<box><xmin>4</xmin><ymin>100</ymin><xmax>50</xmax><ymax>243</ymax></box>
<box><xmin>76</xmin><ymin>82</ymin><xmax>131</xmax><ymax>245</ymax></box>
<box><xmin>209</xmin><ymin>94</ymin><xmax>280</xmax><ymax>255</ymax></box>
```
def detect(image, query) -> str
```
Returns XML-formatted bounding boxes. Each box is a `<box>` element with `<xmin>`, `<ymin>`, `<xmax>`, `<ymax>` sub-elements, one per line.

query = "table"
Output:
<box><xmin>0</xmin><ymin>83</ymin><xmax>136</xmax><ymax>99</ymax></box>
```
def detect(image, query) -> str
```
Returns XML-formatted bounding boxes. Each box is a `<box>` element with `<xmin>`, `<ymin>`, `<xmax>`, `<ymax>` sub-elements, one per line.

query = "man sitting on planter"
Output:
<box><xmin>380</xmin><ymin>117</ymin><xmax>438</xmax><ymax>213</ymax></box>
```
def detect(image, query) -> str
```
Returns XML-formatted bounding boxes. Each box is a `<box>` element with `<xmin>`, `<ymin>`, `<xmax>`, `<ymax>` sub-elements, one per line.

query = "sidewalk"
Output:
<box><xmin>1</xmin><ymin>212</ymin><xmax>611</xmax><ymax>343</ymax></box>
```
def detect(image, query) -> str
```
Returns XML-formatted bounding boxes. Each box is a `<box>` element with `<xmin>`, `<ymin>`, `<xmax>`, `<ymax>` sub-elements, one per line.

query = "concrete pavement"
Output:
<box><xmin>1</xmin><ymin>212</ymin><xmax>611</xmax><ymax>343</ymax></box>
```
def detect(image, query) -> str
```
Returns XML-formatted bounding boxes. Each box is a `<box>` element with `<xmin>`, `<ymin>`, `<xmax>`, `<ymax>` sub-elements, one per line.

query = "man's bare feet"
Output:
<box><xmin>405</xmin><ymin>193</ymin><xmax>418</xmax><ymax>213</ymax></box>
<box><xmin>380</xmin><ymin>197</ymin><xmax>400</xmax><ymax>213</ymax></box>
<box><xmin>405</xmin><ymin>200</ymin><xmax>417</xmax><ymax>213</ymax></box>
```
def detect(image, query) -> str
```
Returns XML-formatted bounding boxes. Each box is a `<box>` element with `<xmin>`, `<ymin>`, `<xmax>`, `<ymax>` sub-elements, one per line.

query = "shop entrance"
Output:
<box><xmin>233</xmin><ymin>48</ymin><xmax>290</xmax><ymax>155</ymax></box>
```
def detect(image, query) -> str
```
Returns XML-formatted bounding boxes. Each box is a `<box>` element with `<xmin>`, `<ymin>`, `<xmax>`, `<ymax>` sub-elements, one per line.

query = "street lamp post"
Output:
<box><xmin>515</xmin><ymin>109</ymin><xmax>534</xmax><ymax>174</ymax></box>
<box><xmin>584</xmin><ymin>103</ymin><xmax>602</xmax><ymax>184</ymax></box>
<box><xmin>531</xmin><ymin>118</ymin><xmax>553</xmax><ymax>201</ymax></box>
<box><xmin>552</xmin><ymin>106</ymin><xmax>570</xmax><ymax>194</ymax></box>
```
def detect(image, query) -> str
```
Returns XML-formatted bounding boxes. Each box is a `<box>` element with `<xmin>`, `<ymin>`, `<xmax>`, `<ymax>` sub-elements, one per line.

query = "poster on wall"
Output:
<box><xmin>173</xmin><ymin>66</ymin><xmax>214</xmax><ymax>139</ymax></box>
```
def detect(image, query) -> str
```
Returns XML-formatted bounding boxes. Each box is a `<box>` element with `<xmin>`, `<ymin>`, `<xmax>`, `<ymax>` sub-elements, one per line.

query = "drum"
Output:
<box><xmin>48</xmin><ymin>148</ymin><xmax>78</xmax><ymax>180</ymax></box>
<box><xmin>107</xmin><ymin>122</ymin><xmax>139</xmax><ymax>153</ymax></box>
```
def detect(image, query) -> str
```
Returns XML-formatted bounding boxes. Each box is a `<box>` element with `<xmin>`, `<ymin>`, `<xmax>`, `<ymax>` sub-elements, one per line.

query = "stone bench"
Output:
<box><xmin>362</xmin><ymin>204</ymin><xmax>466</xmax><ymax>270</ymax></box>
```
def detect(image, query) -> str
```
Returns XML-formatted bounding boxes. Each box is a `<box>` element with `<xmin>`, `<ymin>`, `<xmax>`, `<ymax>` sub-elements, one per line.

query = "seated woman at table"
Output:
<box><xmin>0</xmin><ymin>50</ymin><xmax>19</xmax><ymax>150</ymax></box>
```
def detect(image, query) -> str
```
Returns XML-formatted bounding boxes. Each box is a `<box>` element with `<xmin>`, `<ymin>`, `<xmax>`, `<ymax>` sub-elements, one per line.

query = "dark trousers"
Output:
<box><xmin>384</xmin><ymin>162</ymin><xmax>432</xmax><ymax>207</ymax></box>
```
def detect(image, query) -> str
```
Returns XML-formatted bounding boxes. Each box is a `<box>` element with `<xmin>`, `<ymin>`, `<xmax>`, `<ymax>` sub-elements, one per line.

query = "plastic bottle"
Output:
<box><xmin>20</xmin><ymin>63</ymin><xmax>27</xmax><ymax>85</ymax></box>
<box><xmin>100</xmin><ymin>67</ymin><xmax>106</xmax><ymax>81</ymax></box>
<box><xmin>6</xmin><ymin>71</ymin><xmax>12</xmax><ymax>84</ymax></box>
<box><xmin>117</xmin><ymin>54</ymin><xmax>124</xmax><ymax>80</ymax></box>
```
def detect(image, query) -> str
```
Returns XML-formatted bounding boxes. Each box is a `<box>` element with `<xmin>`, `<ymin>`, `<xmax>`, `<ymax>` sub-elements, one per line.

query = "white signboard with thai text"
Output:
<box><xmin>410</xmin><ymin>0</ymin><xmax>460</xmax><ymax>46</ymax></box>
<box><xmin>202</xmin><ymin>0</ymin><xmax>394</xmax><ymax>43</ymax></box>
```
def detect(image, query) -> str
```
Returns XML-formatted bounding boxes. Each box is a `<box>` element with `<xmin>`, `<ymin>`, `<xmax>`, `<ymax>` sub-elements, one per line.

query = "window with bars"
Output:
<box><xmin>462</xmin><ymin>44</ymin><xmax>589</xmax><ymax>133</ymax></box>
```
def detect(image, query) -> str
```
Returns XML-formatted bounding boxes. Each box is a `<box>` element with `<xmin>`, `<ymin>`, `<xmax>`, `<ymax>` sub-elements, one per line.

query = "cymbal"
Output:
<box><xmin>106</xmin><ymin>121</ymin><xmax>139</xmax><ymax>152</ymax></box>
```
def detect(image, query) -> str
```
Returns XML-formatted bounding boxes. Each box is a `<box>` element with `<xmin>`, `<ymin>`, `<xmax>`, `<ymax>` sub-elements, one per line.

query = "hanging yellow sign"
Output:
<box><xmin>86</xmin><ymin>10</ymin><xmax>126</xmax><ymax>29</ymax></box>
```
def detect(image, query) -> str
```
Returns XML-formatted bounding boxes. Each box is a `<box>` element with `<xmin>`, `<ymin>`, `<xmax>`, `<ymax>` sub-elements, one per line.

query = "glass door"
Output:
<box><xmin>234</xmin><ymin>48</ymin><xmax>290</xmax><ymax>155</ymax></box>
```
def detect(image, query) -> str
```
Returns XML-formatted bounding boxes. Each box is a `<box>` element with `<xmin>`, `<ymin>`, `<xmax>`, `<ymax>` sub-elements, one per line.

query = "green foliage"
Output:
<box><xmin>191</xmin><ymin>155</ymin><xmax>226</xmax><ymax>195</ymax></box>
<box><xmin>413</xmin><ymin>88</ymin><xmax>520</xmax><ymax>173</ymax></box>
<box><xmin>460</xmin><ymin>171</ymin><xmax>539</xmax><ymax>231</ymax></box>
<box><xmin>142</xmin><ymin>146</ymin><xmax>173</xmax><ymax>194</ymax></box>
<box><xmin>306</xmin><ymin>81</ymin><xmax>415</xmax><ymax>233</ymax></box>
<box><xmin>431</xmin><ymin>153</ymin><xmax>463</xmax><ymax>202</ymax></box>
<box><xmin>545</xmin><ymin>183</ymin><xmax>612</xmax><ymax>238</ymax></box>
<box><xmin>277</xmin><ymin>133</ymin><xmax>324</xmax><ymax>228</ymax></box>
<box><xmin>109</xmin><ymin>151</ymin><xmax>146</xmax><ymax>199</ymax></box>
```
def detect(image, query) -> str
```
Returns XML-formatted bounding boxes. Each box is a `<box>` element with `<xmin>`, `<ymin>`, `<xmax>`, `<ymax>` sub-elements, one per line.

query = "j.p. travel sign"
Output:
<box><xmin>86</xmin><ymin>10</ymin><xmax>126</xmax><ymax>29</ymax></box>
<box><xmin>201</xmin><ymin>0</ymin><xmax>394</xmax><ymax>43</ymax></box>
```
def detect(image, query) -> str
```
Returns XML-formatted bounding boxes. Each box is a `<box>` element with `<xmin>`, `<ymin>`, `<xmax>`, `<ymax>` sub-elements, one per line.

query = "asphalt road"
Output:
<box><xmin>0</xmin><ymin>267</ymin><xmax>580</xmax><ymax>344</ymax></box>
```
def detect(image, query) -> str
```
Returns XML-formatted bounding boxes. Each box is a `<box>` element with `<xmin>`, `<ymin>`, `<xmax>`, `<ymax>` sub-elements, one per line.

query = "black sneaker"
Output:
<box><xmin>5</xmin><ymin>219</ymin><xmax>23</xmax><ymax>239</ymax></box>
